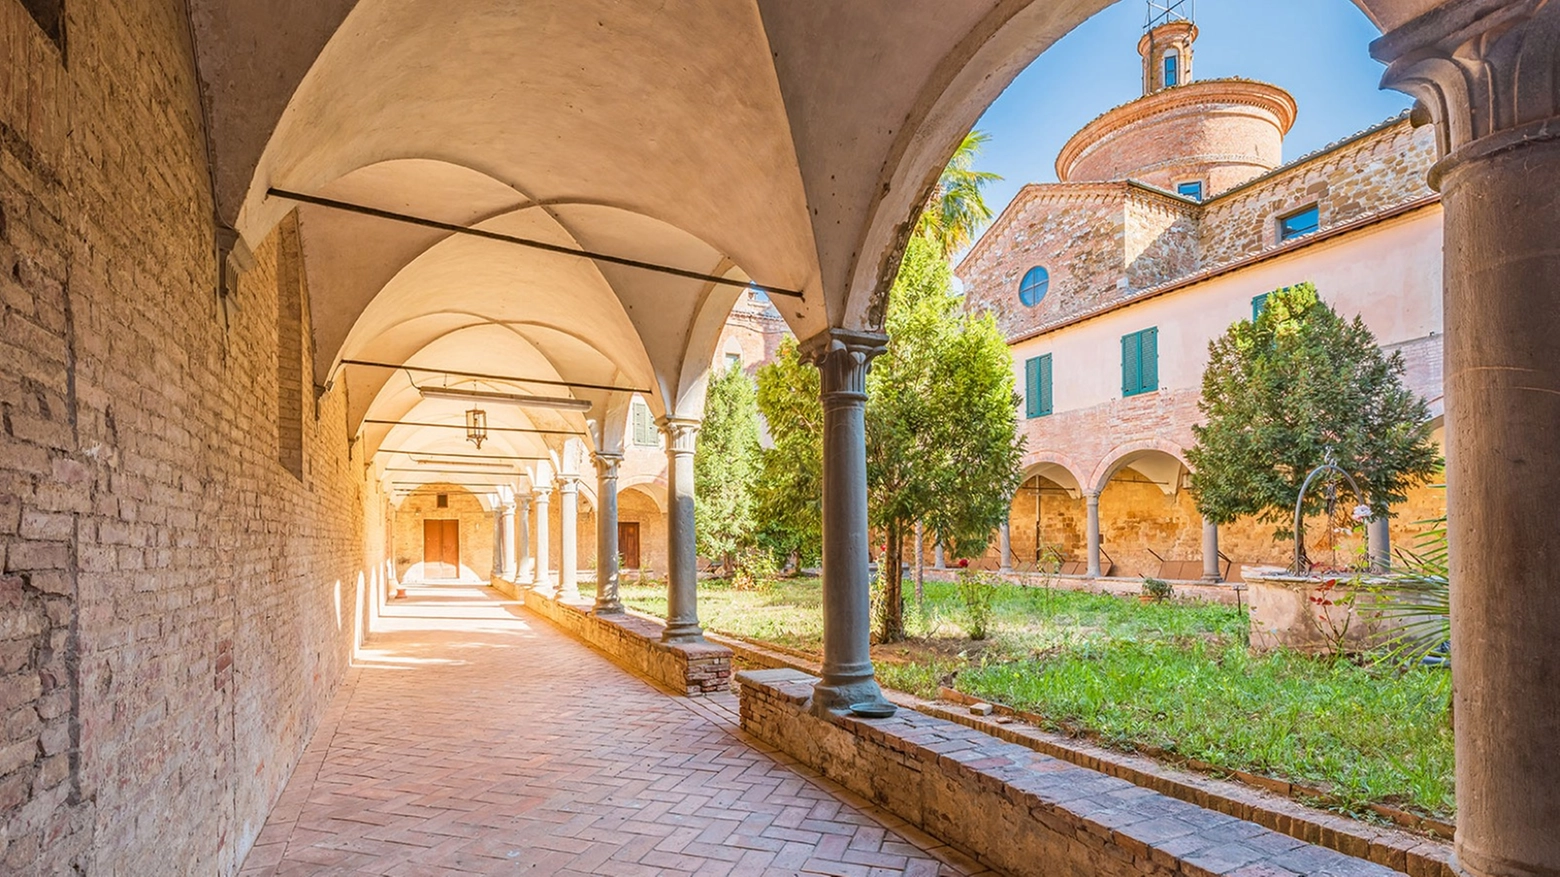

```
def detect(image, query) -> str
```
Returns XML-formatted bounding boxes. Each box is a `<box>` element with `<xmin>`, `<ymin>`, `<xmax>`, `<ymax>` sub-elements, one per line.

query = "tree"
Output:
<box><xmin>694</xmin><ymin>364</ymin><xmax>762</xmax><ymax>574</ymax></box>
<box><xmin>868</xmin><ymin>236</ymin><xmax>1024</xmax><ymax>640</ymax></box>
<box><xmin>1187</xmin><ymin>283</ymin><xmax>1441</xmax><ymax>567</ymax></box>
<box><xmin>914</xmin><ymin>130</ymin><xmax>1002</xmax><ymax>259</ymax></box>
<box><xmin>753</xmin><ymin>337</ymin><xmax>824</xmax><ymax>569</ymax></box>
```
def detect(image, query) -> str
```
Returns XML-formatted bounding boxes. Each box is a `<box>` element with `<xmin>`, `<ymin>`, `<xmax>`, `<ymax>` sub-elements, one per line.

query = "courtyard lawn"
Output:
<box><xmin>617</xmin><ymin>575</ymin><xmax>1454</xmax><ymax>819</ymax></box>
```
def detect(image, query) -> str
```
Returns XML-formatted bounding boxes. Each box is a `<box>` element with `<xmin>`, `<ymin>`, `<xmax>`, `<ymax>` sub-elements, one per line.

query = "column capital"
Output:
<box><xmin>1372</xmin><ymin>0</ymin><xmax>1560</xmax><ymax>186</ymax></box>
<box><xmin>657</xmin><ymin>416</ymin><xmax>700</xmax><ymax>455</ymax></box>
<box><xmin>557</xmin><ymin>476</ymin><xmax>579</xmax><ymax>494</ymax></box>
<box><xmin>533</xmin><ymin>485</ymin><xmax>553</xmax><ymax>501</ymax></box>
<box><xmin>799</xmin><ymin>328</ymin><xmax>888</xmax><ymax>402</ymax></box>
<box><xmin>592</xmin><ymin>452</ymin><xmax>623</xmax><ymax>480</ymax></box>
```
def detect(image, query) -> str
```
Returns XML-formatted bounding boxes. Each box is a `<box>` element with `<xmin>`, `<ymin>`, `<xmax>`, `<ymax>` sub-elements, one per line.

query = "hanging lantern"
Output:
<box><xmin>465</xmin><ymin>406</ymin><xmax>488</xmax><ymax>448</ymax></box>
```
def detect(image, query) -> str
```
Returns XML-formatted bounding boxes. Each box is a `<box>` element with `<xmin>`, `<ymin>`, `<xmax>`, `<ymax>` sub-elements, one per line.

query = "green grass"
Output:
<box><xmin>618</xmin><ymin>575</ymin><xmax>1454</xmax><ymax>818</ymax></box>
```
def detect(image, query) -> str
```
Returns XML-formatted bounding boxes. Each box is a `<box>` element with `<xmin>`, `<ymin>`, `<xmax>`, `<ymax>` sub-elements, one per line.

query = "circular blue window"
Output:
<box><xmin>1019</xmin><ymin>266</ymin><xmax>1049</xmax><ymax>306</ymax></box>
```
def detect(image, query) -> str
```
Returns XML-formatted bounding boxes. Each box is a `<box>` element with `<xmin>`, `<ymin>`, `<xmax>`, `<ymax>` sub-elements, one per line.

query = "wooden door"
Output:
<box><xmin>617</xmin><ymin>522</ymin><xmax>641</xmax><ymax>569</ymax></box>
<box><xmin>423</xmin><ymin>519</ymin><xmax>460</xmax><ymax>579</ymax></box>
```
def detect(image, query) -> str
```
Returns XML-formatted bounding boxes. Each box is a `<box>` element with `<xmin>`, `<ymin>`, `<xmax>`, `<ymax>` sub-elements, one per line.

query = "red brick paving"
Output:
<box><xmin>239</xmin><ymin>585</ymin><xmax>986</xmax><ymax>876</ymax></box>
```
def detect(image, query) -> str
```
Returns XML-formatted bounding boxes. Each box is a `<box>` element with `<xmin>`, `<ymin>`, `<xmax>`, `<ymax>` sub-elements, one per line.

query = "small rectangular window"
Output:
<box><xmin>1251</xmin><ymin>292</ymin><xmax>1270</xmax><ymax>320</ymax></box>
<box><xmin>1279</xmin><ymin>205</ymin><xmax>1320</xmax><ymax>241</ymax></box>
<box><xmin>631</xmin><ymin>399</ymin><xmax>658</xmax><ymax>447</ymax></box>
<box><xmin>1024</xmin><ymin>354</ymin><xmax>1053</xmax><ymax>418</ymax></box>
<box><xmin>725</xmin><ymin>353</ymin><xmax>742</xmax><ymax>371</ymax></box>
<box><xmin>1121</xmin><ymin>328</ymin><xmax>1159</xmax><ymax>397</ymax></box>
<box><xmin>436</xmin><ymin>494</ymin><xmax>449</xmax><ymax>509</ymax></box>
<box><xmin>1176</xmin><ymin>181</ymin><xmax>1203</xmax><ymax>201</ymax></box>
<box><xmin>1164</xmin><ymin>54</ymin><xmax>1178</xmax><ymax>87</ymax></box>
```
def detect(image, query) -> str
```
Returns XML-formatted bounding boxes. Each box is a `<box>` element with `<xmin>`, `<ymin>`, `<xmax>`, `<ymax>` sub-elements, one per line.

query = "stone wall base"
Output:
<box><xmin>737</xmin><ymin>668</ymin><xmax>1405</xmax><ymax>877</ymax></box>
<box><xmin>519</xmin><ymin>587</ymin><xmax>731</xmax><ymax>696</ymax></box>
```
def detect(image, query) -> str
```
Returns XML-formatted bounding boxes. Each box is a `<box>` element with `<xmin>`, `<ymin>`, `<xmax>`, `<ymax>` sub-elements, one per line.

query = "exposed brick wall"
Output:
<box><xmin>1</xmin><ymin>2</ymin><xmax>383</xmax><ymax>873</ymax></box>
<box><xmin>1199</xmin><ymin>120</ymin><xmax>1435</xmax><ymax>266</ymax></box>
<box><xmin>962</xmin><ymin>185</ymin><xmax>1128</xmax><ymax>337</ymax></box>
<box><xmin>1065</xmin><ymin>99</ymin><xmax>1287</xmax><ymax>194</ymax></box>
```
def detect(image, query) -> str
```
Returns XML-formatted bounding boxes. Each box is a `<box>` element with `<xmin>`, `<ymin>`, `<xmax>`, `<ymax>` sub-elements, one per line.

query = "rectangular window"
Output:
<box><xmin>436</xmin><ymin>494</ymin><xmax>449</xmax><ymax>509</ymax></box>
<box><xmin>1251</xmin><ymin>292</ymin><xmax>1270</xmax><ymax>320</ymax></box>
<box><xmin>631</xmin><ymin>399</ymin><xmax>658</xmax><ymax>447</ymax></box>
<box><xmin>1279</xmin><ymin>205</ymin><xmax>1320</xmax><ymax>241</ymax></box>
<box><xmin>1024</xmin><ymin>354</ymin><xmax>1053</xmax><ymax>418</ymax></box>
<box><xmin>1176</xmin><ymin>180</ymin><xmax>1203</xmax><ymax>201</ymax></box>
<box><xmin>725</xmin><ymin>352</ymin><xmax>742</xmax><ymax>371</ymax></box>
<box><xmin>1164</xmin><ymin>54</ymin><xmax>1178</xmax><ymax>87</ymax></box>
<box><xmin>1121</xmin><ymin>328</ymin><xmax>1159</xmax><ymax>397</ymax></box>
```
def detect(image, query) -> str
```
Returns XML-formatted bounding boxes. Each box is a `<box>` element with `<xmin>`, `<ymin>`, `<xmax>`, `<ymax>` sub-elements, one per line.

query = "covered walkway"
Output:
<box><xmin>239</xmin><ymin>585</ymin><xmax>977</xmax><ymax>877</ymax></box>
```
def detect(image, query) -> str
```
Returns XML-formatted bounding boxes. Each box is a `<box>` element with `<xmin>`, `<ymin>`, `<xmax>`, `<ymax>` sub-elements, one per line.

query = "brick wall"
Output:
<box><xmin>1200</xmin><ymin>119</ymin><xmax>1435</xmax><ymax>266</ymax></box>
<box><xmin>1</xmin><ymin>1</ymin><xmax>383</xmax><ymax>872</ymax></box>
<box><xmin>521</xmin><ymin>591</ymin><xmax>731</xmax><ymax>696</ymax></box>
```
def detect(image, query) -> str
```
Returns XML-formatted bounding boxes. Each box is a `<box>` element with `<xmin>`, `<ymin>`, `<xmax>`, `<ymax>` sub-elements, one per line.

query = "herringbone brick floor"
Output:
<box><xmin>238</xmin><ymin>585</ymin><xmax>988</xmax><ymax>876</ymax></box>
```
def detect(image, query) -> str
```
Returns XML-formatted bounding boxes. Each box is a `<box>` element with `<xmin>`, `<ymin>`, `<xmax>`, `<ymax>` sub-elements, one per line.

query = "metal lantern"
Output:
<box><xmin>465</xmin><ymin>406</ymin><xmax>488</xmax><ymax>448</ymax></box>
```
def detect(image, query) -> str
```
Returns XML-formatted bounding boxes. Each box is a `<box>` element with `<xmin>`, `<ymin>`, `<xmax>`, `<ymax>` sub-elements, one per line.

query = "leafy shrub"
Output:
<box><xmin>731</xmin><ymin>549</ymin><xmax>779</xmax><ymax>592</ymax></box>
<box><xmin>956</xmin><ymin>569</ymin><xmax>1001</xmax><ymax>640</ymax></box>
<box><xmin>1140</xmin><ymin>576</ymin><xmax>1173</xmax><ymax>602</ymax></box>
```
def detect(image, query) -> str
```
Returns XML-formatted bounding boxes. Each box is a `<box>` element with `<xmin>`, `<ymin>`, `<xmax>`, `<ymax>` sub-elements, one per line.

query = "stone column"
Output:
<box><xmin>490</xmin><ymin>504</ymin><xmax>504</xmax><ymax>579</ymax></box>
<box><xmin>1377</xmin><ymin>9</ymin><xmax>1560</xmax><ymax>875</ymax></box>
<box><xmin>998</xmin><ymin>521</ymin><xmax>1012</xmax><ymax>571</ymax></box>
<box><xmin>659</xmin><ymin>417</ymin><xmax>703</xmax><ymax>642</ymax></box>
<box><xmin>1201</xmin><ymin>518</ymin><xmax>1221</xmax><ymax>582</ymax></box>
<box><xmin>1085</xmin><ymin>491</ymin><xmax>1102</xmax><ymax>578</ymax></box>
<box><xmin>1366</xmin><ymin>515</ymin><xmax>1390</xmax><ymax>573</ymax></box>
<box><xmin>499</xmin><ymin>500</ymin><xmax>517</xmax><ymax>580</ymax></box>
<box><xmin>515</xmin><ymin>497</ymin><xmax>532</xmax><ymax>583</ymax></box>
<box><xmin>933</xmin><ymin>541</ymin><xmax>945</xmax><ymax>570</ymax></box>
<box><xmin>593</xmin><ymin>452</ymin><xmax>624</xmax><ymax>614</ymax></box>
<box><xmin>532</xmin><ymin>487</ymin><xmax>552</xmax><ymax>593</ymax></box>
<box><xmin>558</xmin><ymin>477</ymin><xmax>580</xmax><ymax>601</ymax></box>
<box><xmin>803</xmin><ymin>329</ymin><xmax>892</xmax><ymax>713</ymax></box>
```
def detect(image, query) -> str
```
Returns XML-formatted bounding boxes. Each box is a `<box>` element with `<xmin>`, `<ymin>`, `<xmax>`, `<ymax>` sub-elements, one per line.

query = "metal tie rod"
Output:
<box><xmin>363</xmin><ymin>419</ymin><xmax>583</xmax><ymax>436</ymax></box>
<box><xmin>267</xmin><ymin>188</ymin><xmax>804</xmax><ymax>299</ymax></box>
<box><xmin>341</xmin><ymin>359</ymin><xmax>651</xmax><ymax>396</ymax></box>
<box><xmin>375</xmin><ymin>448</ymin><xmax>546</xmax><ymax>461</ymax></box>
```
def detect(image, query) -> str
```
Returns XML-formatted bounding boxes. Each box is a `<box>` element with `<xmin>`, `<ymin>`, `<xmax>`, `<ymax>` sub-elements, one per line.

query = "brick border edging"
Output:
<box><xmin>738</xmin><ymin>668</ymin><xmax>1407</xmax><ymax>877</ymax></box>
<box><xmin>511</xmin><ymin>587</ymin><xmax>732</xmax><ymax>696</ymax></box>
<box><xmin>702</xmin><ymin>629</ymin><xmax>1453</xmax><ymax>875</ymax></box>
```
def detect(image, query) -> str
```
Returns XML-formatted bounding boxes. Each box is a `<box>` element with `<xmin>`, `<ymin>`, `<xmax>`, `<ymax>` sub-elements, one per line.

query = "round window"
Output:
<box><xmin>1019</xmin><ymin>266</ymin><xmax>1049</xmax><ymax>306</ymax></box>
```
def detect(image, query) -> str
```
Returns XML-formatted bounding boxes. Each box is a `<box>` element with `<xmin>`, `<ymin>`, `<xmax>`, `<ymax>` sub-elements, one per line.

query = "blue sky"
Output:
<box><xmin>971</xmin><ymin>0</ymin><xmax>1411</xmax><ymax>220</ymax></box>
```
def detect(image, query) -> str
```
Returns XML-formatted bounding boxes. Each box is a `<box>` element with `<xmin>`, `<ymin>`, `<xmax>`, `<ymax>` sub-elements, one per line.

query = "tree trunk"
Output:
<box><xmin>914</xmin><ymin>521</ymin><xmax>925</xmax><ymax>601</ymax></box>
<box><xmin>882</xmin><ymin>520</ymin><xmax>905</xmax><ymax>642</ymax></box>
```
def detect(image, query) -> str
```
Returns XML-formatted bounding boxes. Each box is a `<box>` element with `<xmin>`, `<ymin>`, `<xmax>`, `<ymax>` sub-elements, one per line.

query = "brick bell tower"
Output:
<box><xmin>1139</xmin><ymin>1</ymin><xmax>1197</xmax><ymax>93</ymax></box>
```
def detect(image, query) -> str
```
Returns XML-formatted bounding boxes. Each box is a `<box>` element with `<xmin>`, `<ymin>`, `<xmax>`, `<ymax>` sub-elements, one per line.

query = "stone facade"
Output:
<box><xmin>0</xmin><ymin>2</ymin><xmax>385</xmax><ymax>872</ymax></box>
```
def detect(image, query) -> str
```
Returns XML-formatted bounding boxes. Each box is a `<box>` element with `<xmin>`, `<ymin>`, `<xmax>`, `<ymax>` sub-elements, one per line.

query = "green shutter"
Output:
<box><xmin>1038</xmin><ymin>354</ymin><xmax>1053</xmax><ymax>416</ymax></box>
<box><xmin>1141</xmin><ymin>327</ymin><xmax>1158</xmax><ymax>393</ymax></box>
<box><xmin>1252</xmin><ymin>293</ymin><xmax>1269</xmax><ymax>321</ymax></box>
<box><xmin>1122</xmin><ymin>333</ymin><xmax>1140</xmax><ymax>396</ymax></box>
<box><xmin>1024</xmin><ymin>357</ymin><xmax>1041</xmax><ymax>418</ymax></box>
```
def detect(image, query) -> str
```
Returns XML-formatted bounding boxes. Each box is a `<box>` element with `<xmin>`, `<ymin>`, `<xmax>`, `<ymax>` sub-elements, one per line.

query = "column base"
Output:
<box><xmin>811</xmin><ymin>676</ymin><xmax>894</xmax><ymax>716</ymax></box>
<box><xmin>558</xmin><ymin>584</ymin><xmax>581</xmax><ymax>602</ymax></box>
<box><xmin>661</xmin><ymin>620</ymin><xmax>705</xmax><ymax>644</ymax></box>
<box><xmin>593</xmin><ymin>598</ymin><xmax>624</xmax><ymax>615</ymax></box>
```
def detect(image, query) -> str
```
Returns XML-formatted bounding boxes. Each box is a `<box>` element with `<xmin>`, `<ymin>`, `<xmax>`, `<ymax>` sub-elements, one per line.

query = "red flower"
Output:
<box><xmin>957</xmin><ymin>558</ymin><xmax>970</xmax><ymax>568</ymax></box>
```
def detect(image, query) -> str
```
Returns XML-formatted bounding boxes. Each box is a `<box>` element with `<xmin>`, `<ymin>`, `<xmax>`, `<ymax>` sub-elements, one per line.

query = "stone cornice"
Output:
<box><xmin>1056</xmin><ymin>78</ymin><xmax>1298</xmax><ymax>181</ymax></box>
<box><xmin>1373</xmin><ymin>0</ymin><xmax>1560</xmax><ymax>187</ymax></box>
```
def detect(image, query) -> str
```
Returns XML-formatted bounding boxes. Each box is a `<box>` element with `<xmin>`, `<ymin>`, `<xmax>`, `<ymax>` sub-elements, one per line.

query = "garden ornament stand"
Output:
<box><xmin>1291</xmin><ymin>449</ymin><xmax>1372</xmax><ymax>574</ymax></box>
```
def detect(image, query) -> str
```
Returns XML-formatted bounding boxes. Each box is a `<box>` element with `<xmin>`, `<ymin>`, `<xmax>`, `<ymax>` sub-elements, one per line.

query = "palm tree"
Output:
<box><xmin>915</xmin><ymin>130</ymin><xmax>1002</xmax><ymax>259</ymax></box>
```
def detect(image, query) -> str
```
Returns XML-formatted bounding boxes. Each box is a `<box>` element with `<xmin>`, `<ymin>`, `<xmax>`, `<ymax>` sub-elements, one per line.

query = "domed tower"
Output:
<box><xmin>1055</xmin><ymin>3</ymin><xmax>1296</xmax><ymax>198</ymax></box>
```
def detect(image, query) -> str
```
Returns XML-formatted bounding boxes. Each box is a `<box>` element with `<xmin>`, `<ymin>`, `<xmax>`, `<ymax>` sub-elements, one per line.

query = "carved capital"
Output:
<box><xmin>798</xmin><ymin>328</ymin><xmax>888</xmax><ymax>403</ymax></box>
<box><xmin>533</xmin><ymin>485</ymin><xmax>553</xmax><ymax>504</ymax></box>
<box><xmin>557</xmin><ymin>476</ymin><xmax>579</xmax><ymax>495</ymax></box>
<box><xmin>657</xmin><ymin>417</ymin><xmax>701</xmax><ymax>455</ymax></box>
<box><xmin>1373</xmin><ymin>0</ymin><xmax>1560</xmax><ymax>185</ymax></box>
<box><xmin>592</xmin><ymin>452</ymin><xmax>623</xmax><ymax>482</ymax></box>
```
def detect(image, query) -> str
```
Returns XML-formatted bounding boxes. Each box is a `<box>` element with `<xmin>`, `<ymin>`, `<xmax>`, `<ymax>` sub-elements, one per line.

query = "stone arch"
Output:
<box><xmin>1089</xmin><ymin>439</ymin><xmax>1193</xmax><ymax>496</ymax></box>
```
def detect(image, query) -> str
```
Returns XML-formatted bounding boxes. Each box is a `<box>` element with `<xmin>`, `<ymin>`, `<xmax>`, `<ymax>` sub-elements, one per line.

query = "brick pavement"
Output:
<box><xmin>239</xmin><ymin>585</ymin><xmax>987</xmax><ymax>876</ymax></box>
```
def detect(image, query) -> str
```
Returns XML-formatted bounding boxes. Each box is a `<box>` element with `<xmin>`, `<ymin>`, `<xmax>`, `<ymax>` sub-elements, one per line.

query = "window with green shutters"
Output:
<box><xmin>1252</xmin><ymin>292</ymin><xmax>1270</xmax><ymax>321</ymax></box>
<box><xmin>1024</xmin><ymin>354</ymin><xmax>1053</xmax><ymax>418</ymax></box>
<box><xmin>1121</xmin><ymin>328</ymin><xmax>1159</xmax><ymax>397</ymax></box>
<box><xmin>631</xmin><ymin>399</ymin><xmax>658</xmax><ymax>446</ymax></box>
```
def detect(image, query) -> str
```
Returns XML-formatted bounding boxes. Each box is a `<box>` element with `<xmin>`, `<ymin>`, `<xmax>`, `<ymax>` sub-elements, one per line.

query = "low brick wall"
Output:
<box><xmin>737</xmin><ymin>668</ymin><xmax>1407</xmax><ymax>877</ymax></box>
<box><xmin>521</xmin><ymin>589</ymin><xmax>731</xmax><ymax>696</ymax></box>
